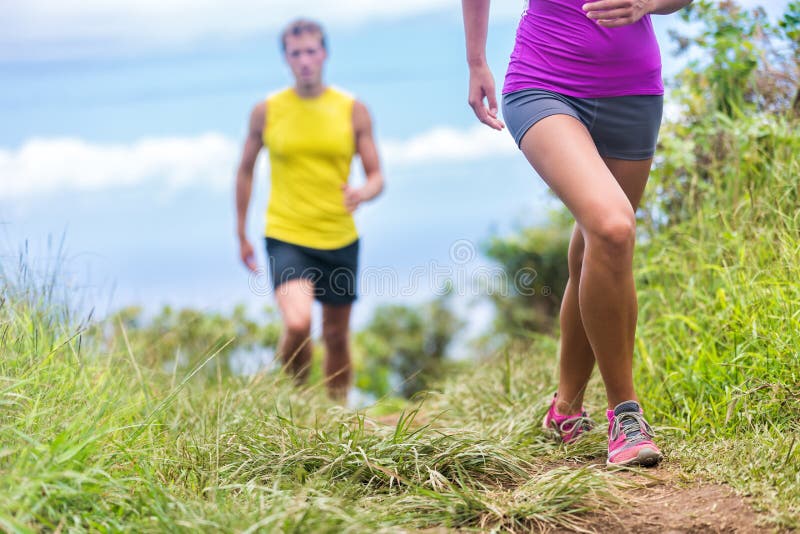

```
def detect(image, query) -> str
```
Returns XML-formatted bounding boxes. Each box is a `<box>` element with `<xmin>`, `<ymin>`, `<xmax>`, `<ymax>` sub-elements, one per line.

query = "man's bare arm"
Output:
<box><xmin>343</xmin><ymin>101</ymin><xmax>384</xmax><ymax>212</ymax></box>
<box><xmin>235</xmin><ymin>101</ymin><xmax>265</xmax><ymax>271</ymax></box>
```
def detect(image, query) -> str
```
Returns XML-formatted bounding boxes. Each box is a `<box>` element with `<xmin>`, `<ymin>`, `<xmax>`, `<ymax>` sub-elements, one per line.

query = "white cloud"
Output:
<box><xmin>0</xmin><ymin>134</ymin><xmax>239</xmax><ymax>198</ymax></box>
<box><xmin>1</xmin><ymin>0</ymin><xmax>444</xmax><ymax>61</ymax></box>
<box><xmin>1</xmin><ymin>0</ymin><xmax>791</xmax><ymax>61</ymax></box>
<box><xmin>0</xmin><ymin>125</ymin><xmax>517</xmax><ymax>199</ymax></box>
<box><xmin>382</xmin><ymin>125</ymin><xmax>517</xmax><ymax>167</ymax></box>
<box><xmin>1</xmin><ymin>0</ymin><xmax>530</xmax><ymax>61</ymax></box>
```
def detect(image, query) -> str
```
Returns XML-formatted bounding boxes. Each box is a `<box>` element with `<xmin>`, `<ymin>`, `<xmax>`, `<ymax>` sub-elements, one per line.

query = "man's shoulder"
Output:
<box><xmin>328</xmin><ymin>85</ymin><xmax>357</xmax><ymax>103</ymax></box>
<box><xmin>249</xmin><ymin>100</ymin><xmax>266</xmax><ymax>126</ymax></box>
<box><xmin>265</xmin><ymin>87</ymin><xmax>293</xmax><ymax>104</ymax></box>
<box><xmin>251</xmin><ymin>100</ymin><xmax>267</xmax><ymax>114</ymax></box>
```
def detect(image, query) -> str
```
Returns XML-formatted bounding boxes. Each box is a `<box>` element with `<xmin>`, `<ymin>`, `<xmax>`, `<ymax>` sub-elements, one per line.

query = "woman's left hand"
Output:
<box><xmin>582</xmin><ymin>0</ymin><xmax>652</xmax><ymax>27</ymax></box>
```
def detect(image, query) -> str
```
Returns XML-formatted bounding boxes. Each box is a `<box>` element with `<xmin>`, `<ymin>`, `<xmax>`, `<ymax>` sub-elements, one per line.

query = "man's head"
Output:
<box><xmin>281</xmin><ymin>19</ymin><xmax>327</xmax><ymax>90</ymax></box>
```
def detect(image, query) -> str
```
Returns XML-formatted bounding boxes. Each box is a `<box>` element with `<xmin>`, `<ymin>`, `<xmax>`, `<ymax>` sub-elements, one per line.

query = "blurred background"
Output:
<box><xmin>0</xmin><ymin>0</ymin><xmax>794</xmax><ymax>402</ymax></box>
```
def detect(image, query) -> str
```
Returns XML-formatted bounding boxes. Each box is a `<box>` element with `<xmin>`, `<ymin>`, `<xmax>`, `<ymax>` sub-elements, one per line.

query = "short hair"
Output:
<box><xmin>280</xmin><ymin>19</ymin><xmax>327</xmax><ymax>52</ymax></box>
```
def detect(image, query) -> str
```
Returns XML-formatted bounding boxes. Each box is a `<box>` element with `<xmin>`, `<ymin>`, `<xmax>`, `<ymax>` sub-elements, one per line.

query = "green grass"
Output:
<box><xmin>2</xmin><ymin>113</ymin><xmax>799</xmax><ymax>532</ymax></box>
<box><xmin>629</xmin><ymin>112</ymin><xmax>800</xmax><ymax>525</ymax></box>
<box><xmin>0</xmin><ymin>288</ymin><xmax>630</xmax><ymax>532</ymax></box>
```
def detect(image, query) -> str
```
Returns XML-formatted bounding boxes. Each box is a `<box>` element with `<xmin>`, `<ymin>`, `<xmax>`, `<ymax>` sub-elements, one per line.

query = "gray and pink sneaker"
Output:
<box><xmin>542</xmin><ymin>393</ymin><xmax>595</xmax><ymax>444</ymax></box>
<box><xmin>606</xmin><ymin>401</ymin><xmax>663</xmax><ymax>467</ymax></box>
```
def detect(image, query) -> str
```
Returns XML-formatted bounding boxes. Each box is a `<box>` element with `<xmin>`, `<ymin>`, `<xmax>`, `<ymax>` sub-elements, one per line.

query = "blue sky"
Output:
<box><xmin>0</xmin><ymin>0</ymin><xmax>789</xmax><ymax>330</ymax></box>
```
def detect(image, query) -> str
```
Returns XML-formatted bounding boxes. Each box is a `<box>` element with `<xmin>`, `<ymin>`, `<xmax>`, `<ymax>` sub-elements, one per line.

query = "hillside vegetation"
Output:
<box><xmin>1</xmin><ymin>1</ymin><xmax>799</xmax><ymax>531</ymax></box>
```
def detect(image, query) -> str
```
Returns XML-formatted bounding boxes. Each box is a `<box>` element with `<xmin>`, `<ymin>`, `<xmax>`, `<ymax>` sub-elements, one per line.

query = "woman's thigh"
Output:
<box><xmin>567</xmin><ymin>156</ymin><xmax>653</xmax><ymax>266</ymax></box>
<box><xmin>519</xmin><ymin>114</ymin><xmax>634</xmax><ymax>233</ymax></box>
<box><xmin>601</xmin><ymin>157</ymin><xmax>653</xmax><ymax>211</ymax></box>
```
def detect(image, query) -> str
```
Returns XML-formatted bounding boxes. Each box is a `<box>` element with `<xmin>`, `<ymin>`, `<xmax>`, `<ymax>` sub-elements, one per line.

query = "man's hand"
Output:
<box><xmin>342</xmin><ymin>184</ymin><xmax>364</xmax><ymax>213</ymax></box>
<box><xmin>468</xmin><ymin>62</ymin><xmax>505</xmax><ymax>130</ymax></box>
<box><xmin>582</xmin><ymin>0</ymin><xmax>652</xmax><ymax>27</ymax></box>
<box><xmin>239</xmin><ymin>237</ymin><xmax>257</xmax><ymax>272</ymax></box>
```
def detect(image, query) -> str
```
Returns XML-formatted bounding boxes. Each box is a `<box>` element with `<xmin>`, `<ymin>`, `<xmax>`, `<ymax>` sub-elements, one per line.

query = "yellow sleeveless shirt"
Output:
<box><xmin>263</xmin><ymin>86</ymin><xmax>358</xmax><ymax>250</ymax></box>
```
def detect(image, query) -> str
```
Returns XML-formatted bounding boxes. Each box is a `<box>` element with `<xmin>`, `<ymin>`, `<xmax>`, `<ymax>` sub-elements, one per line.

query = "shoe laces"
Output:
<box><xmin>611</xmin><ymin>411</ymin><xmax>655</xmax><ymax>444</ymax></box>
<box><xmin>559</xmin><ymin>412</ymin><xmax>595</xmax><ymax>435</ymax></box>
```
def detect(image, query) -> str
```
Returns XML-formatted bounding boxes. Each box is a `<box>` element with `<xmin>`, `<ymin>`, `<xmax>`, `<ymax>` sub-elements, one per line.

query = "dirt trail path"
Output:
<box><xmin>571</xmin><ymin>467</ymin><xmax>766</xmax><ymax>533</ymax></box>
<box><xmin>371</xmin><ymin>414</ymin><xmax>770</xmax><ymax>533</ymax></box>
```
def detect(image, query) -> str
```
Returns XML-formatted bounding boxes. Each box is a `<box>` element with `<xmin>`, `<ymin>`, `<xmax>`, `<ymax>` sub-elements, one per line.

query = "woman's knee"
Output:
<box><xmin>585</xmin><ymin>211</ymin><xmax>636</xmax><ymax>258</ymax></box>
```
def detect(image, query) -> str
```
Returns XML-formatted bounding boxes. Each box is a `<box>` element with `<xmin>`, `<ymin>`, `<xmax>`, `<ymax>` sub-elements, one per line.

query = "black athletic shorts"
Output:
<box><xmin>265</xmin><ymin>237</ymin><xmax>359</xmax><ymax>305</ymax></box>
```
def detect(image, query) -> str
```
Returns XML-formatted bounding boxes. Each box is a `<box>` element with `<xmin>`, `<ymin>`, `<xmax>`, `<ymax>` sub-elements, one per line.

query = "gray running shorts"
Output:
<box><xmin>501</xmin><ymin>88</ymin><xmax>663</xmax><ymax>160</ymax></box>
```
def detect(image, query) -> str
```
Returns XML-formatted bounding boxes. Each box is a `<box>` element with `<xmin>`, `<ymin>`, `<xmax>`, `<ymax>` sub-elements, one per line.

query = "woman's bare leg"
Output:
<box><xmin>554</xmin><ymin>225</ymin><xmax>595</xmax><ymax>414</ymax></box>
<box><xmin>520</xmin><ymin>114</ymin><xmax>649</xmax><ymax>409</ymax></box>
<box><xmin>554</xmin><ymin>157</ymin><xmax>654</xmax><ymax>414</ymax></box>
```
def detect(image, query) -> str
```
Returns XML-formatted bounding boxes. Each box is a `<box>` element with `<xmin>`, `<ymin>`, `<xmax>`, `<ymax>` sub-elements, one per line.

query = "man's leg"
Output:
<box><xmin>321</xmin><ymin>302</ymin><xmax>353</xmax><ymax>401</ymax></box>
<box><xmin>275</xmin><ymin>278</ymin><xmax>315</xmax><ymax>383</ymax></box>
<box><xmin>520</xmin><ymin>114</ymin><xmax>643</xmax><ymax>409</ymax></box>
<box><xmin>555</xmin><ymin>157</ymin><xmax>653</xmax><ymax>414</ymax></box>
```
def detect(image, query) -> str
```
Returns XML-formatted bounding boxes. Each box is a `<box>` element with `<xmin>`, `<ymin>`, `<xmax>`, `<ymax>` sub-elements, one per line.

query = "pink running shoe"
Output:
<box><xmin>542</xmin><ymin>393</ymin><xmax>595</xmax><ymax>444</ymax></box>
<box><xmin>606</xmin><ymin>401</ymin><xmax>663</xmax><ymax>467</ymax></box>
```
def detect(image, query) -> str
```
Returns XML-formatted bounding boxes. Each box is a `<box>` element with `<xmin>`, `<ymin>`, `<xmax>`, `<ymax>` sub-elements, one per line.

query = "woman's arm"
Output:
<box><xmin>463</xmin><ymin>0</ymin><xmax>491</xmax><ymax>68</ymax></box>
<box><xmin>583</xmin><ymin>0</ymin><xmax>693</xmax><ymax>27</ymax></box>
<box><xmin>462</xmin><ymin>0</ymin><xmax>504</xmax><ymax>130</ymax></box>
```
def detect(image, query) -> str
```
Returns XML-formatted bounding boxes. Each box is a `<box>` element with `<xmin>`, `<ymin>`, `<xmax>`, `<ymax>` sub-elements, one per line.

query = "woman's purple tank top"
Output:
<box><xmin>503</xmin><ymin>0</ymin><xmax>664</xmax><ymax>98</ymax></box>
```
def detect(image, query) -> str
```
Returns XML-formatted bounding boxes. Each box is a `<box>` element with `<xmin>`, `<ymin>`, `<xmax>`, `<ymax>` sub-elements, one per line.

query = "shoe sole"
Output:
<box><xmin>607</xmin><ymin>447</ymin><xmax>663</xmax><ymax>468</ymax></box>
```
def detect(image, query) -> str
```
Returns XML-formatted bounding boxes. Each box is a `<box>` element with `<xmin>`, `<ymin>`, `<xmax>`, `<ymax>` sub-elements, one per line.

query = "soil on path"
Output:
<box><xmin>370</xmin><ymin>414</ymin><xmax>770</xmax><ymax>533</ymax></box>
<box><xmin>571</xmin><ymin>467</ymin><xmax>767</xmax><ymax>533</ymax></box>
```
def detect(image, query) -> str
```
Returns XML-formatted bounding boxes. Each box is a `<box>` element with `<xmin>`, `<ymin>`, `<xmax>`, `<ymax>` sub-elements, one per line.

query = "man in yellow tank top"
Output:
<box><xmin>235</xmin><ymin>19</ymin><xmax>384</xmax><ymax>401</ymax></box>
